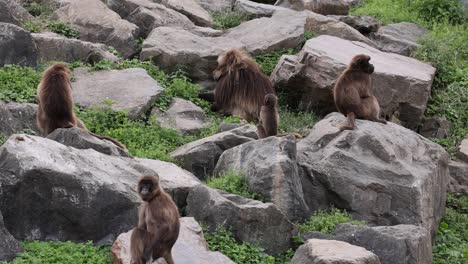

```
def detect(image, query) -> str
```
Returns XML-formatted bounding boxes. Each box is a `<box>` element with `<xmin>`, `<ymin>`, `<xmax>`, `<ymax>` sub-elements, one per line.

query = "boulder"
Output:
<box><xmin>214</xmin><ymin>136</ymin><xmax>309</xmax><ymax>221</ymax></box>
<box><xmin>0</xmin><ymin>0</ymin><xmax>34</xmax><ymax>27</ymax></box>
<box><xmin>291</xmin><ymin>239</ymin><xmax>381</xmax><ymax>264</ymax></box>
<box><xmin>0</xmin><ymin>22</ymin><xmax>37</xmax><ymax>67</ymax></box>
<box><xmin>297</xmin><ymin>113</ymin><xmax>449</xmax><ymax>233</ymax></box>
<box><xmin>223</xmin><ymin>10</ymin><xmax>305</xmax><ymax>55</ymax></box>
<box><xmin>171</xmin><ymin>125</ymin><xmax>257</xmax><ymax>179</ymax></box>
<box><xmin>158</xmin><ymin>0</ymin><xmax>213</xmax><ymax>27</ymax></box>
<box><xmin>418</xmin><ymin>116</ymin><xmax>451</xmax><ymax>139</ymax></box>
<box><xmin>327</xmin><ymin>15</ymin><xmax>379</xmax><ymax>35</ymax></box>
<box><xmin>51</xmin><ymin>0</ymin><xmax>139</xmax><ymax>58</ymax></box>
<box><xmin>47</xmin><ymin>127</ymin><xmax>131</xmax><ymax>157</ymax></box>
<box><xmin>271</xmin><ymin>35</ymin><xmax>436</xmax><ymax>129</ymax></box>
<box><xmin>72</xmin><ymin>67</ymin><xmax>164</xmax><ymax>119</ymax></box>
<box><xmin>216</xmin><ymin>123</ymin><xmax>244</xmax><ymax>133</ymax></box>
<box><xmin>372</xmin><ymin>22</ymin><xmax>428</xmax><ymax>56</ymax></box>
<box><xmin>448</xmin><ymin>160</ymin><xmax>468</xmax><ymax>195</ymax></box>
<box><xmin>275</xmin><ymin>0</ymin><xmax>350</xmax><ymax>15</ymax></box>
<box><xmin>32</xmin><ymin>32</ymin><xmax>119</xmax><ymax>63</ymax></box>
<box><xmin>186</xmin><ymin>185</ymin><xmax>295</xmax><ymax>255</ymax></box>
<box><xmin>111</xmin><ymin>217</ymin><xmax>234</xmax><ymax>264</ymax></box>
<box><xmin>456</xmin><ymin>139</ymin><xmax>468</xmax><ymax>162</ymax></box>
<box><xmin>194</xmin><ymin>0</ymin><xmax>233</xmax><ymax>12</ymax></box>
<box><xmin>152</xmin><ymin>98</ymin><xmax>209</xmax><ymax>135</ymax></box>
<box><xmin>233</xmin><ymin>0</ymin><xmax>288</xmax><ymax>17</ymax></box>
<box><xmin>140</xmin><ymin>27</ymin><xmax>243</xmax><ymax>82</ymax></box>
<box><xmin>0</xmin><ymin>101</ymin><xmax>39</xmax><ymax>136</ymax></box>
<box><xmin>0</xmin><ymin>210</ymin><xmax>23</xmax><ymax>262</ymax></box>
<box><xmin>304</xmin><ymin>224</ymin><xmax>432</xmax><ymax>264</ymax></box>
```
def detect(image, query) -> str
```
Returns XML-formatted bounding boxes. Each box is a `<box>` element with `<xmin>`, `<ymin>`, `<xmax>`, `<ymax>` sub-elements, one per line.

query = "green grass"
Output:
<box><xmin>22</xmin><ymin>2</ymin><xmax>55</xmax><ymax>18</ymax></box>
<box><xmin>0</xmin><ymin>65</ymin><xmax>42</xmax><ymax>103</ymax></box>
<box><xmin>12</xmin><ymin>241</ymin><xmax>111</xmax><ymax>264</ymax></box>
<box><xmin>205</xmin><ymin>170</ymin><xmax>263</xmax><ymax>201</ymax></box>
<box><xmin>255</xmin><ymin>49</ymin><xmax>297</xmax><ymax>76</ymax></box>
<box><xmin>24</xmin><ymin>20</ymin><xmax>80</xmax><ymax>38</ymax></box>
<box><xmin>0</xmin><ymin>134</ymin><xmax>6</xmax><ymax>146</ymax></box>
<box><xmin>278</xmin><ymin>108</ymin><xmax>318</xmax><ymax>136</ymax></box>
<box><xmin>297</xmin><ymin>208</ymin><xmax>365</xmax><ymax>235</ymax></box>
<box><xmin>211</xmin><ymin>10</ymin><xmax>253</xmax><ymax>30</ymax></box>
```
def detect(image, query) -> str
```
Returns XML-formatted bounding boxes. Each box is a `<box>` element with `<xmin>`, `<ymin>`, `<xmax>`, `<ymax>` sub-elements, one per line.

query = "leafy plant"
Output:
<box><xmin>255</xmin><ymin>49</ymin><xmax>296</xmax><ymax>76</ymax></box>
<box><xmin>23</xmin><ymin>20</ymin><xmax>44</xmax><ymax>33</ymax></box>
<box><xmin>278</xmin><ymin>107</ymin><xmax>318</xmax><ymax>136</ymax></box>
<box><xmin>211</xmin><ymin>10</ymin><xmax>253</xmax><ymax>30</ymax></box>
<box><xmin>47</xmin><ymin>21</ymin><xmax>80</xmax><ymax>38</ymax></box>
<box><xmin>411</xmin><ymin>0</ymin><xmax>467</xmax><ymax>25</ymax></box>
<box><xmin>205</xmin><ymin>170</ymin><xmax>264</xmax><ymax>201</ymax></box>
<box><xmin>297</xmin><ymin>208</ymin><xmax>365</xmax><ymax>235</ymax></box>
<box><xmin>22</xmin><ymin>2</ymin><xmax>55</xmax><ymax>18</ymax></box>
<box><xmin>0</xmin><ymin>134</ymin><xmax>6</xmax><ymax>146</ymax></box>
<box><xmin>0</xmin><ymin>65</ymin><xmax>42</xmax><ymax>103</ymax></box>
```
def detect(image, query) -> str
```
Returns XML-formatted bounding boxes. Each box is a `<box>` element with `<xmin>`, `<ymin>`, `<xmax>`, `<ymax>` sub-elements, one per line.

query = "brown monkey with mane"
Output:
<box><xmin>36</xmin><ymin>63</ymin><xmax>127</xmax><ymax>150</ymax></box>
<box><xmin>333</xmin><ymin>54</ymin><xmax>387</xmax><ymax>130</ymax></box>
<box><xmin>213</xmin><ymin>48</ymin><xmax>276</xmax><ymax>122</ymax></box>
<box><xmin>131</xmin><ymin>175</ymin><xmax>180</xmax><ymax>264</ymax></box>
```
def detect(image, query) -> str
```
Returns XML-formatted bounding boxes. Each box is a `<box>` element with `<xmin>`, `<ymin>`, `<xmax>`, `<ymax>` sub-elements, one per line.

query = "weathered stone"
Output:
<box><xmin>448</xmin><ymin>160</ymin><xmax>468</xmax><ymax>195</ymax></box>
<box><xmin>141</xmin><ymin>27</ymin><xmax>243</xmax><ymax>81</ymax></box>
<box><xmin>418</xmin><ymin>116</ymin><xmax>451</xmax><ymax>139</ymax></box>
<box><xmin>0</xmin><ymin>101</ymin><xmax>39</xmax><ymax>137</ymax></box>
<box><xmin>32</xmin><ymin>32</ymin><xmax>119</xmax><ymax>63</ymax></box>
<box><xmin>186</xmin><ymin>185</ymin><xmax>295</xmax><ymax>254</ymax></box>
<box><xmin>291</xmin><ymin>239</ymin><xmax>381</xmax><ymax>264</ymax></box>
<box><xmin>271</xmin><ymin>35</ymin><xmax>436</xmax><ymax>129</ymax></box>
<box><xmin>0</xmin><ymin>210</ymin><xmax>23</xmax><ymax>262</ymax></box>
<box><xmin>170</xmin><ymin>125</ymin><xmax>258</xmax><ymax>179</ymax></box>
<box><xmin>214</xmin><ymin>136</ymin><xmax>309</xmax><ymax>221</ymax></box>
<box><xmin>51</xmin><ymin>0</ymin><xmax>139</xmax><ymax>58</ymax></box>
<box><xmin>194</xmin><ymin>0</ymin><xmax>233</xmax><ymax>12</ymax></box>
<box><xmin>328</xmin><ymin>15</ymin><xmax>379</xmax><ymax>35</ymax></box>
<box><xmin>456</xmin><ymin>139</ymin><xmax>468</xmax><ymax>162</ymax></box>
<box><xmin>275</xmin><ymin>0</ymin><xmax>350</xmax><ymax>15</ymax></box>
<box><xmin>297</xmin><ymin>113</ymin><xmax>449</xmax><ymax>233</ymax></box>
<box><xmin>216</xmin><ymin>123</ymin><xmax>244</xmax><ymax>133</ymax></box>
<box><xmin>0</xmin><ymin>22</ymin><xmax>37</xmax><ymax>67</ymax></box>
<box><xmin>111</xmin><ymin>217</ymin><xmax>234</xmax><ymax>264</ymax></box>
<box><xmin>234</xmin><ymin>0</ymin><xmax>288</xmax><ymax>17</ymax></box>
<box><xmin>0</xmin><ymin>0</ymin><xmax>33</xmax><ymax>27</ymax></box>
<box><xmin>152</xmin><ymin>98</ymin><xmax>209</xmax><ymax>135</ymax></box>
<box><xmin>47</xmin><ymin>127</ymin><xmax>131</xmax><ymax>157</ymax></box>
<box><xmin>372</xmin><ymin>22</ymin><xmax>428</xmax><ymax>56</ymax></box>
<box><xmin>157</xmin><ymin>0</ymin><xmax>213</xmax><ymax>27</ymax></box>
<box><xmin>72</xmin><ymin>67</ymin><xmax>163</xmax><ymax>119</ymax></box>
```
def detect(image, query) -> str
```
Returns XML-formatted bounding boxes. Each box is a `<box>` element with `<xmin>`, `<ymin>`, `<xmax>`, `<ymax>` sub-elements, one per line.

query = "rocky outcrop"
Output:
<box><xmin>0</xmin><ymin>0</ymin><xmax>33</xmax><ymax>27</ymax></box>
<box><xmin>456</xmin><ymin>139</ymin><xmax>468</xmax><ymax>162</ymax></box>
<box><xmin>51</xmin><ymin>0</ymin><xmax>139</xmax><ymax>58</ymax></box>
<box><xmin>328</xmin><ymin>15</ymin><xmax>379</xmax><ymax>35</ymax></box>
<box><xmin>233</xmin><ymin>0</ymin><xmax>287</xmax><ymax>17</ymax></box>
<box><xmin>186</xmin><ymin>185</ymin><xmax>295</xmax><ymax>255</ymax></box>
<box><xmin>72</xmin><ymin>67</ymin><xmax>164</xmax><ymax>119</ymax></box>
<box><xmin>0</xmin><ymin>22</ymin><xmax>37</xmax><ymax>67</ymax></box>
<box><xmin>32</xmin><ymin>32</ymin><xmax>119</xmax><ymax>63</ymax></box>
<box><xmin>194</xmin><ymin>0</ymin><xmax>233</xmax><ymax>12</ymax></box>
<box><xmin>297</xmin><ymin>113</ymin><xmax>449</xmax><ymax>233</ymax></box>
<box><xmin>418</xmin><ymin>116</ymin><xmax>451</xmax><ymax>139</ymax></box>
<box><xmin>275</xmin><ymin>0</ymin><xmax>350</xmax><ymax>15</ymax></box>
<box><xmin>171</xmin><ymin>125</ymin><xmax>258</xmax><ymax>179</ymax></box>
<box><xmin>448</xmin><ymin>160</ymin><xmax>468</xmax><ymax>195</ymax></box>
<box><xmin>291</xmin><ymin>239</ymin><xmax>381</xmax><ymax>264</ymax></box>
<box><xmin>0</xmin><ymin>210</ymin><xmax>23</xmax><ymax>262</ymax></box>
<box><xmin>372</xmin><ymin>22</ymin><xmax>428</xmax><ymax>56</ymax></box>
<box><xmin>271</xmin><ymin>35</ymin><xmax>436</xmax><ymax>129</ymax></box>
<box><xmin>158</xmin><ymin>0</ymin><xmax>213</xmax><ymax>27</ymax></box>
<box><xmin>214</xmin><ymin>136</ymin><xmax>309</xmax><ymax>221</ymax></box>
<box><xmin>0</xmin><ymin>101</ymin><xmax>39</xmax><ymax>137</ymax></box>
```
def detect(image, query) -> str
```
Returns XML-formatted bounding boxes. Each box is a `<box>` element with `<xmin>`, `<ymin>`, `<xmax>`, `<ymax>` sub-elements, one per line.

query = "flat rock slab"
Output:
<box><xmin>448</xmin><ymin>160</ymin><xmax>468</xmax><ymax>195</ymax></box>
<box><xmin>234</xmin><ymin>0</ymin><xmax>288</xmax><ymax>17</ymax></box>
<box><xmin>0</xmin><ymin>0</ymin><xmax>33</xmax><ymax>27</ymax></box>
<box><xmin>272</xmin><ymin>35</ymin><xmax>436</xmax><ymax>129</ymax></box>
<box><xmin>72</xmin><ymin>67</ymin><xmax>163</xmax><ymax>119</ymax></box>
<box><xmin>275</xmin><ymin>0</ymin><xmax>350</xmax><ymax>15</ymax></box>
<box><xmin>161</xmin><ymin>0</ymin><xmax>213</xmax><ymax>27</ymax></box>
<box><xmin>372</xmin><ymin>22</ymin><xmax>428</xmax><ymax>56</ymax></box>
<box><xmin>456</xmin><ymin>139</ymin><xmax>468</xmax><ymax>162</ymax></box>
<box><xmin>0</xmin><ymin>22</ymin><xmax>37</xmax><ymax>67</ymax></box>
<box><xmin>0</xmin><ymin>101</ymin><xmax>39</xmax><ymax>136</ymax></box>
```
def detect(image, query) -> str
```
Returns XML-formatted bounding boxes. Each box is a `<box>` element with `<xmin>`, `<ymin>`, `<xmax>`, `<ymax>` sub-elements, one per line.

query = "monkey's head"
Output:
<box><xmin>137</xmin><ymin>175</ymin><xmax>161</xmax><ymax>202</ymax></box>
<box><xmin>264</xmin><ymin>94</ymin><xmax>278</xmax><ymax>107</ymax></box>
<box><xmin>213</xmin><ymin>48</ymin><xmax>258</xmax><ymax>81</ymax></box>
<box><xmin>349</xmin><ymin>54</ymin><xmax>374</xmax><ymax>74</ymax></box>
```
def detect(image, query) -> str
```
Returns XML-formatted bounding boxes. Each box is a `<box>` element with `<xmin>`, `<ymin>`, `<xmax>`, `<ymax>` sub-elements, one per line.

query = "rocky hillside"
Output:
<box><xmin>0</xmin><ymin>0</ymin><xmax>467</xmax><ymax>263</ymax></box>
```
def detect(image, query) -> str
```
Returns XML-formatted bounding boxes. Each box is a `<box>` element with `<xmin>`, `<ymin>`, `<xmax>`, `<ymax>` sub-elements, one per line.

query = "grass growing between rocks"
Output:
<box><xmin>255</xmin><ymin>49</ymin><xmax>297</xmax><ymax>76</ymax></box>
<box><xmin>211</xmin><ymin>10</ymin><xmax>253</xmax><ymax>30</ymax></box>
<box><xmin>11</xmin><ymin>241</ymin><xmax>111</xmax><ymax>264</ymax></box>
<box><xmin>0</xmin><ymin>65</ymin><xmax>42</xmax><ymax>103</ymax></box>
<box><xmin>279</xmin><ymin>107</ymin><xmax>318</xmax><ymax>136</ymax></box>
<box><xmin>205</xmin><ymin>170</ymin><xmax>264</xmax><ymax>201</ymax></box>
<box><xmin>297</xmin><ymin>208</ymin><xmax>365</xmax><ymax>235</ymax></box>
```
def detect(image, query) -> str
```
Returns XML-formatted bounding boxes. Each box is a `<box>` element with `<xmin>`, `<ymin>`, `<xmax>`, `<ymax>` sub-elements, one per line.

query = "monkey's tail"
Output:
<box><xmin>86</xmin><ymin>131</ymin><xmax>128</xmax><ymax>151</ymax></box>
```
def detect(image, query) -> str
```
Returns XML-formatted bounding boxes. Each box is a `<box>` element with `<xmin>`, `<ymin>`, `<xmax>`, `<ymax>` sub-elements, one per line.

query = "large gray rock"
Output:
<box><xmin>186</xmin><ymin>185</ymin><xmax>295</xmax><ymax>255</ymax></box>
<box><xmin>291</xmin><ymin>239</ymin><xmax>381</xmax><ymax>264</ymax></box>
<box><xmin>0</xmin><ymin>22</ymin><xmax>37</xmax><ymax>67</ymax></box>
<box><xmin>72</xmin><ymin>67</ymin><xmax>164</xmax><ymax>119</ymax></box>
<box><xmin>170</xmin><ymin>125</ymin><xmax>258</xmax><ymax>179</ymax></box>
<box><xmin>214</xmin><ymin>136</ymin><xmax>309</xmax><ymax>221</ymax></box>
<box><xmin>140</xmin><ymin>26</ymin><xmax>243</xmax><ymax>82</ymax></box>
<box><xmin>111</xmin><ymin>217</ymin><xmax>234</xmax><ymax>264</ymax></box>
<box><xmin>0</xmin><ymin>210</ymin><xmax>23</xmax><ymax>262</ymax></box>
<box><xmin>297</xmin><ymin>113</ymin><xmax>449</xmax><ymax>233</ymax></box>
<box><xmin>47</xmin><ymin>127</ymin><xmax>131</xmax><ymax>157</ymax></box>
<box><xmin>0</xmin><ymin>0</ymin><xmax>33</xmax><ymax>26</ymax></box>
<box><xmin>234</xmin><ymin>0</ymin><xmax>288</xmax><ymax>17</ymax></box>
<box><xmin>32</xmin><ymin>32</ymin><xmax>119</xmax><ymax>63</ymax></box>
<box><xmin>152</xmin><ymin>98</ymin><xmax>210</xmax><ymax>135</ymax></box>
<box><xmin>372</xmin><ymin>22</ymin><xmax>428</xmax><ymax>56</ymax></box>
<box><xmin>158</xmin><ymin>0</ymin><xmax>213</xmax><ymax>27</ymax></box>
<box><xmin>271</xmin><ymin>35</ymin><xmax>436</xmax><ymax>129</ymax></box>
<box><xmin>448</xmin><ymin>160</ymin><xmax>468</xmax><ymax>195</ymax></box>
<box><xmin>456</xmin><ymin>139</ymin><xmax>468</xmax><ymax>162</ymax></box>
<box><xmin>328</xmin><ymin>15</ymin><xmax>379</xmax><ymax>35</ymax></box>
<box><xmin>418</xmin><ymin>116</ymin><xmax>451</xmax><ymax>139</ymax></box>
<box><xmin>51</xmin><ymin>0</ymin><xmax>139</xmax><ymax>58</ymax></box>
<box><xmin>194</xmin><ymin>0</ymin><xmax>233</xmax><ymax>12</ymax></box>
<box><xmin>275</xmin><ymin>0</ymin><xmax>350</xmax><ymax>15</ymax></box>
<box><xmin>0</xmin><ymin>101</ymin><xmax>39</xmax><ymax>136</ymax></box>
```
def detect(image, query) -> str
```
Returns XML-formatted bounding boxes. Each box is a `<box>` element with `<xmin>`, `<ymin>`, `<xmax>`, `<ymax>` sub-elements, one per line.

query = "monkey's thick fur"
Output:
<box><xmin>257</xmin><ymin>94</ymin><xmax>279</xmax><ymax>138</ymax></box>
<box><xmin>333</xmin><ymin>54</ymin><xmax>387</xmax><ymax>130</ymax></box>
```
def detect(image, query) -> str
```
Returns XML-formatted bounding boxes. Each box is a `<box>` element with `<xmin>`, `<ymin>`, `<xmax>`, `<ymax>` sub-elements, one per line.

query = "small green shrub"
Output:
<box><xmin>12</xmin><ymin>241</ymin><xmax>111</xmax><ymax>264</ymax></box>
<box><xmin>205</xmin><ymin>170</ymin><xmax>263</xmax><ymax>201</ymax></box>
<box><xmin>297</xmin><ymin>208</ymin><xmax>365</xmax><ymax>235</ymax></box>
<box><xmin>23</xmin><ymin>2</ymin><xmax>54</xmax><ymax>18</ymax></box>
<box><xmin>279</xmin><ymin>108</ymin><xmax>318</xmax><ymax>136</ymax></box>
<box><xmin>255</xmin><ymin>49</ymin><xmax>296</xmax><ymax>76</ymax></box>
<box><xmin>0</xmin><ymin>134</ymin><xmax>6</xmax><ymax>146</ymax></box>
<box><xmin>411</xmin><ymin>0</ymin><xmax>466</xmax><ymax>25</ymax></box>
<box><xmin>47</xmin><ymin>21</ymin><xmax>80</xmax><ymax>38</ymax></box>
<box><xmin>0</xmin><ymin>65</ymin><xmax>42</xmax><ymax>103</ymax></box>
<box><xmin>211</xmin><ymin>10</ymin><xmax>253</xmax><ymax>30</ymax></box>
<box><xmin>23</xmin><ymin>20</ymin><xmax>44</xmax><ymax>33</ymax></box>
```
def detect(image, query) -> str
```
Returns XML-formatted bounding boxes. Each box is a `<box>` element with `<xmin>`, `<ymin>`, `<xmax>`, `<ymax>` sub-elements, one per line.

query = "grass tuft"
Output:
<box><xmin>205</xmin><ymin>170</ymin><xmax>263</xmax><ymax>201</ymax></box>
<box><xmin>211</xmin><ymin>10</ymin><xmax>253</xmax><ymax>30</ymax></box>
<box><xmin>297</xmin><ymin>208</ymin><xmax>365</xmax><ymax>235</ymax></box>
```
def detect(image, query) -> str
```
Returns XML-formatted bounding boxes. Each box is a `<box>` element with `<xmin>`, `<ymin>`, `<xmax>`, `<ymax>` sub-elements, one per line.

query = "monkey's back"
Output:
<box><xmin>333</xmin><ymin>70</ymin><xmax>370</xmax><ymax>115</ymax></box>
<box><xmin>146</xmin><ymin>191</ymin><xmax>180</xmax><ymax>247</ymax></box>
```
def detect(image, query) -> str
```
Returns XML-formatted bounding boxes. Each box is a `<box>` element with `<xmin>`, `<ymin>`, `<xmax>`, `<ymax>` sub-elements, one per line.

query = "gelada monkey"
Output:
<box><xmin>257</xmin><ymin>94</ymin><xmax>279</xmax><ymax>138</ymax></box>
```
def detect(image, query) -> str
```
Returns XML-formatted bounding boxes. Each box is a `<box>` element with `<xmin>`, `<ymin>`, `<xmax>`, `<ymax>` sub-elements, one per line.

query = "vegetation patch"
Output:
<box><xmin>205</xmin><ymin>170</ymin><xmax>263</xmax><ymax>201</ymax></box>
<box><xmin>255</xmin><ymin>49</ymin><xmax>296</xmax><ymax>76</ymax></box>
<box><xmin>22</xmin><ymin>1</ymin><xmax>55</xmax><ymax>18</ymax></box>
<box><xmin>297</xmin><ymin>208</ymin><xmax>365</xmax><ymax>235</ymax></box>
<box><xmin>278</xmin><ymin>107</ymin><xmax>318</xmax><ymax>136</ymax></box>
<box><xmin>211</xmin><ymin>10</ymin><xmax>253</xmax><ymax>30</ymax></box>
<box><xmin>24</xmin><ymin>20</ymin><xmax>80</xmax><ymax>39</ymax></box>
<box><xmin>0</xmin><ymin>65</ymin><xmax>42</xmax><ymax>103</ymax></box>
<box><xmin>0</xmin><ymin>134</ymin><xmax>6</xmax><ymax>146</ymax></box>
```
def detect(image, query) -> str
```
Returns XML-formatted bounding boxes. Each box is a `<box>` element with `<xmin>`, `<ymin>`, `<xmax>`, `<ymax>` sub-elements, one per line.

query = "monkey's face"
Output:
<box><xmin>351</xmin><ymin>55</ymin><xmax>374</xmax><ymax>74</ymax></box>
<box><xmin>138</xmin><ymin>178</ymin><xmax>159</xmax><ymax>201</ymax></box>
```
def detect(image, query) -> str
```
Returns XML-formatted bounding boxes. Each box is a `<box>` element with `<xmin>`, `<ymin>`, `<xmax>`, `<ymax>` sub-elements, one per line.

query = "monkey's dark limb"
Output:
<box><xmin>340</xmin><ymin>112</ymin><xmax>356</xmax><ymax>130</ymax></box>
<box><xmin>257</xmin><ymin>124</ymin><xmax>267</xmax><ymax>138</ymax></box>
<box><xmin>198</xmin><ymin>92</ymin><xmax>215</xmax><ymax>102</ymax></box>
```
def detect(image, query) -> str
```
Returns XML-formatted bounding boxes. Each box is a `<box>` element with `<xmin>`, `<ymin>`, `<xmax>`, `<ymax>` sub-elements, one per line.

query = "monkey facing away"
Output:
<box><xmin>130</xmin><ymin>175</ymin><xmax>180</xmax><ymax>264</ymax></box>
<box><xmin>213</xmin><ymin>48</ymin><xmax>276</xmax><ymax>122</ymax></box>
<box><xmin>257</xmin><ymin>94</ymin><xmax>279</xmax><ymax>138</ymax></box>
<box><xmin>36</xmin><ymin>63</ymin><xmax>127</xmax><ymax>150</ymax></box>
<box><xmin>333</xmin><ymin>54</ymin><xmax>387</xmax><ymax>130</ymax></box>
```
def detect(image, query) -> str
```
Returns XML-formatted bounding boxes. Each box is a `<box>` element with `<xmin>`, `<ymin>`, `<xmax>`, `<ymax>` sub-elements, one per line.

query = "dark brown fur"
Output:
<box><xmin>131</xmin><ymin>175</ymin><xmax>180</xmax><ymax>264</ymax></box>
<box><xmin>257</xmin><ymin>94</ymin><xmax>279</xmax><ymax>138</ymax></box>
<box><xmin>36</xmin><ymin>63</ymin><xmax>127</xmax><ymax>150</ymax></box>
<box><xmin>213</xmin><ymin>49</ymin><xmax>276</xmax><ymax>122</ymax></box>
<box><xmin>333</xmin><ymin>54</ymin><xmax>387</xmax><ymax>130</ymax></box>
